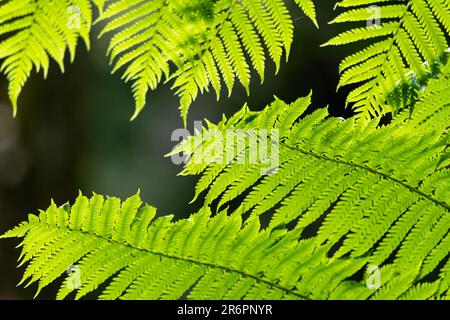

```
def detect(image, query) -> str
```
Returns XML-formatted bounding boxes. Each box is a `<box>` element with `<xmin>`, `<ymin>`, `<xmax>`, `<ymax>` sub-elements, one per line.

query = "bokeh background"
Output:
<box><xmin>0</xmin><ymin>1</ymin><xmax>355</xmax><ymax>299</ymax></box>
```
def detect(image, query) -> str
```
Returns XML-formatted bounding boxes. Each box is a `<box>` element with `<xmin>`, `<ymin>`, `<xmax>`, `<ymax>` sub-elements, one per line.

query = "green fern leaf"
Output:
<box><xmin>2</xmin><ymin>192</ymin><xmax>374</xmax><ymax>300</ymax></box>
<box><xmin>170</xmin><ymin>71</ymin><xmax>450</xmax><ymax>298</ymax></box>
<box><xmin>324</xmin><ymin>0</ymin><xmax>450</xmax><ymax>122</ymax></box>
<box><xmin>0</xmin><ymin>0</ymin><xmax>95</xmax><ymax>115</ymax></box>
<box><xmin>96</xmin><ymin>0</ymin><xmax>318</xmax><ymax>124</ymax></box>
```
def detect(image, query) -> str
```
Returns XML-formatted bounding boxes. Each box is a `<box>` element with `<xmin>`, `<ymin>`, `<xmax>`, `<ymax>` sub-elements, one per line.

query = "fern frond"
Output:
<box><xmin>324</xmin><ymin>0</ymin><xmax>450</xmax><ymax>122</ymax></box>
<box><xmin>0</xmin><ymin>0</ymin><xmax>96</xmax><ymax>115</ymax></box>
<box><xmin>171</xmin><ymin>79</ymin><xmax>449</xmax><ymax>298</ymax></box>
<box><xmin>96</xmin><ymin>0</ymin><xmax>318</xmax><ymax>124</ymax></box>
<box><xmin>2</xmin><ymin>192</ymin><xmax>375</xmax><ymax>300</ymax></box>
<box><xmin>391</xmin><ymin>59</ymin><xmax>450</xmax><ymax>132</ymax></box>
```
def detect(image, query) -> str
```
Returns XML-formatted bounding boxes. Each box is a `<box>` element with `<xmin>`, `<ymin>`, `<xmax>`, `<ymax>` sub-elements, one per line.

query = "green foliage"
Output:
<box><xmin>170</xmin><ymin>84</ymin><xmax>449</xmax><ymax>298</ymax></box>
<box><xmin>1</xmin><ymin>192</ymin><xmax>369</xmax><ymax>300</ymax></box>
<box><xmin>325</xmin><ymin>0</ymin><xmax>450</xmax><ymax>122</ymax></box>
<box><xmin>3</xmin><ymin>79</ymin><xmax>449</xmax><ymax>298</ymax></box>
<box><xmin>0</xmin><ymin>0</ymin><xmax>96</xmax><ymax>115</ymax></box>
<box><xmin>96</xmin><ymin>0</ymin><xmax>317</xmax><ymax>123</ymax></box>
<box><xmin>0</xmin><ymin>0</ymin><xmax>317</xmax><ymax>123</ymax></box>
<box><xmin>2</xmin><ymin>0</ymin><xmax>450</xmax><ymax>301</ymax></box>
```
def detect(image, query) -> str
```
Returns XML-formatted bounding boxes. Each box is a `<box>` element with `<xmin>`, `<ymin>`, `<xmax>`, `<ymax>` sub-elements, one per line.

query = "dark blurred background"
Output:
<box><xmin>0</xmin><ymin>1</ymin><xmax>354</xmax><ymax>299</ymax></box>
